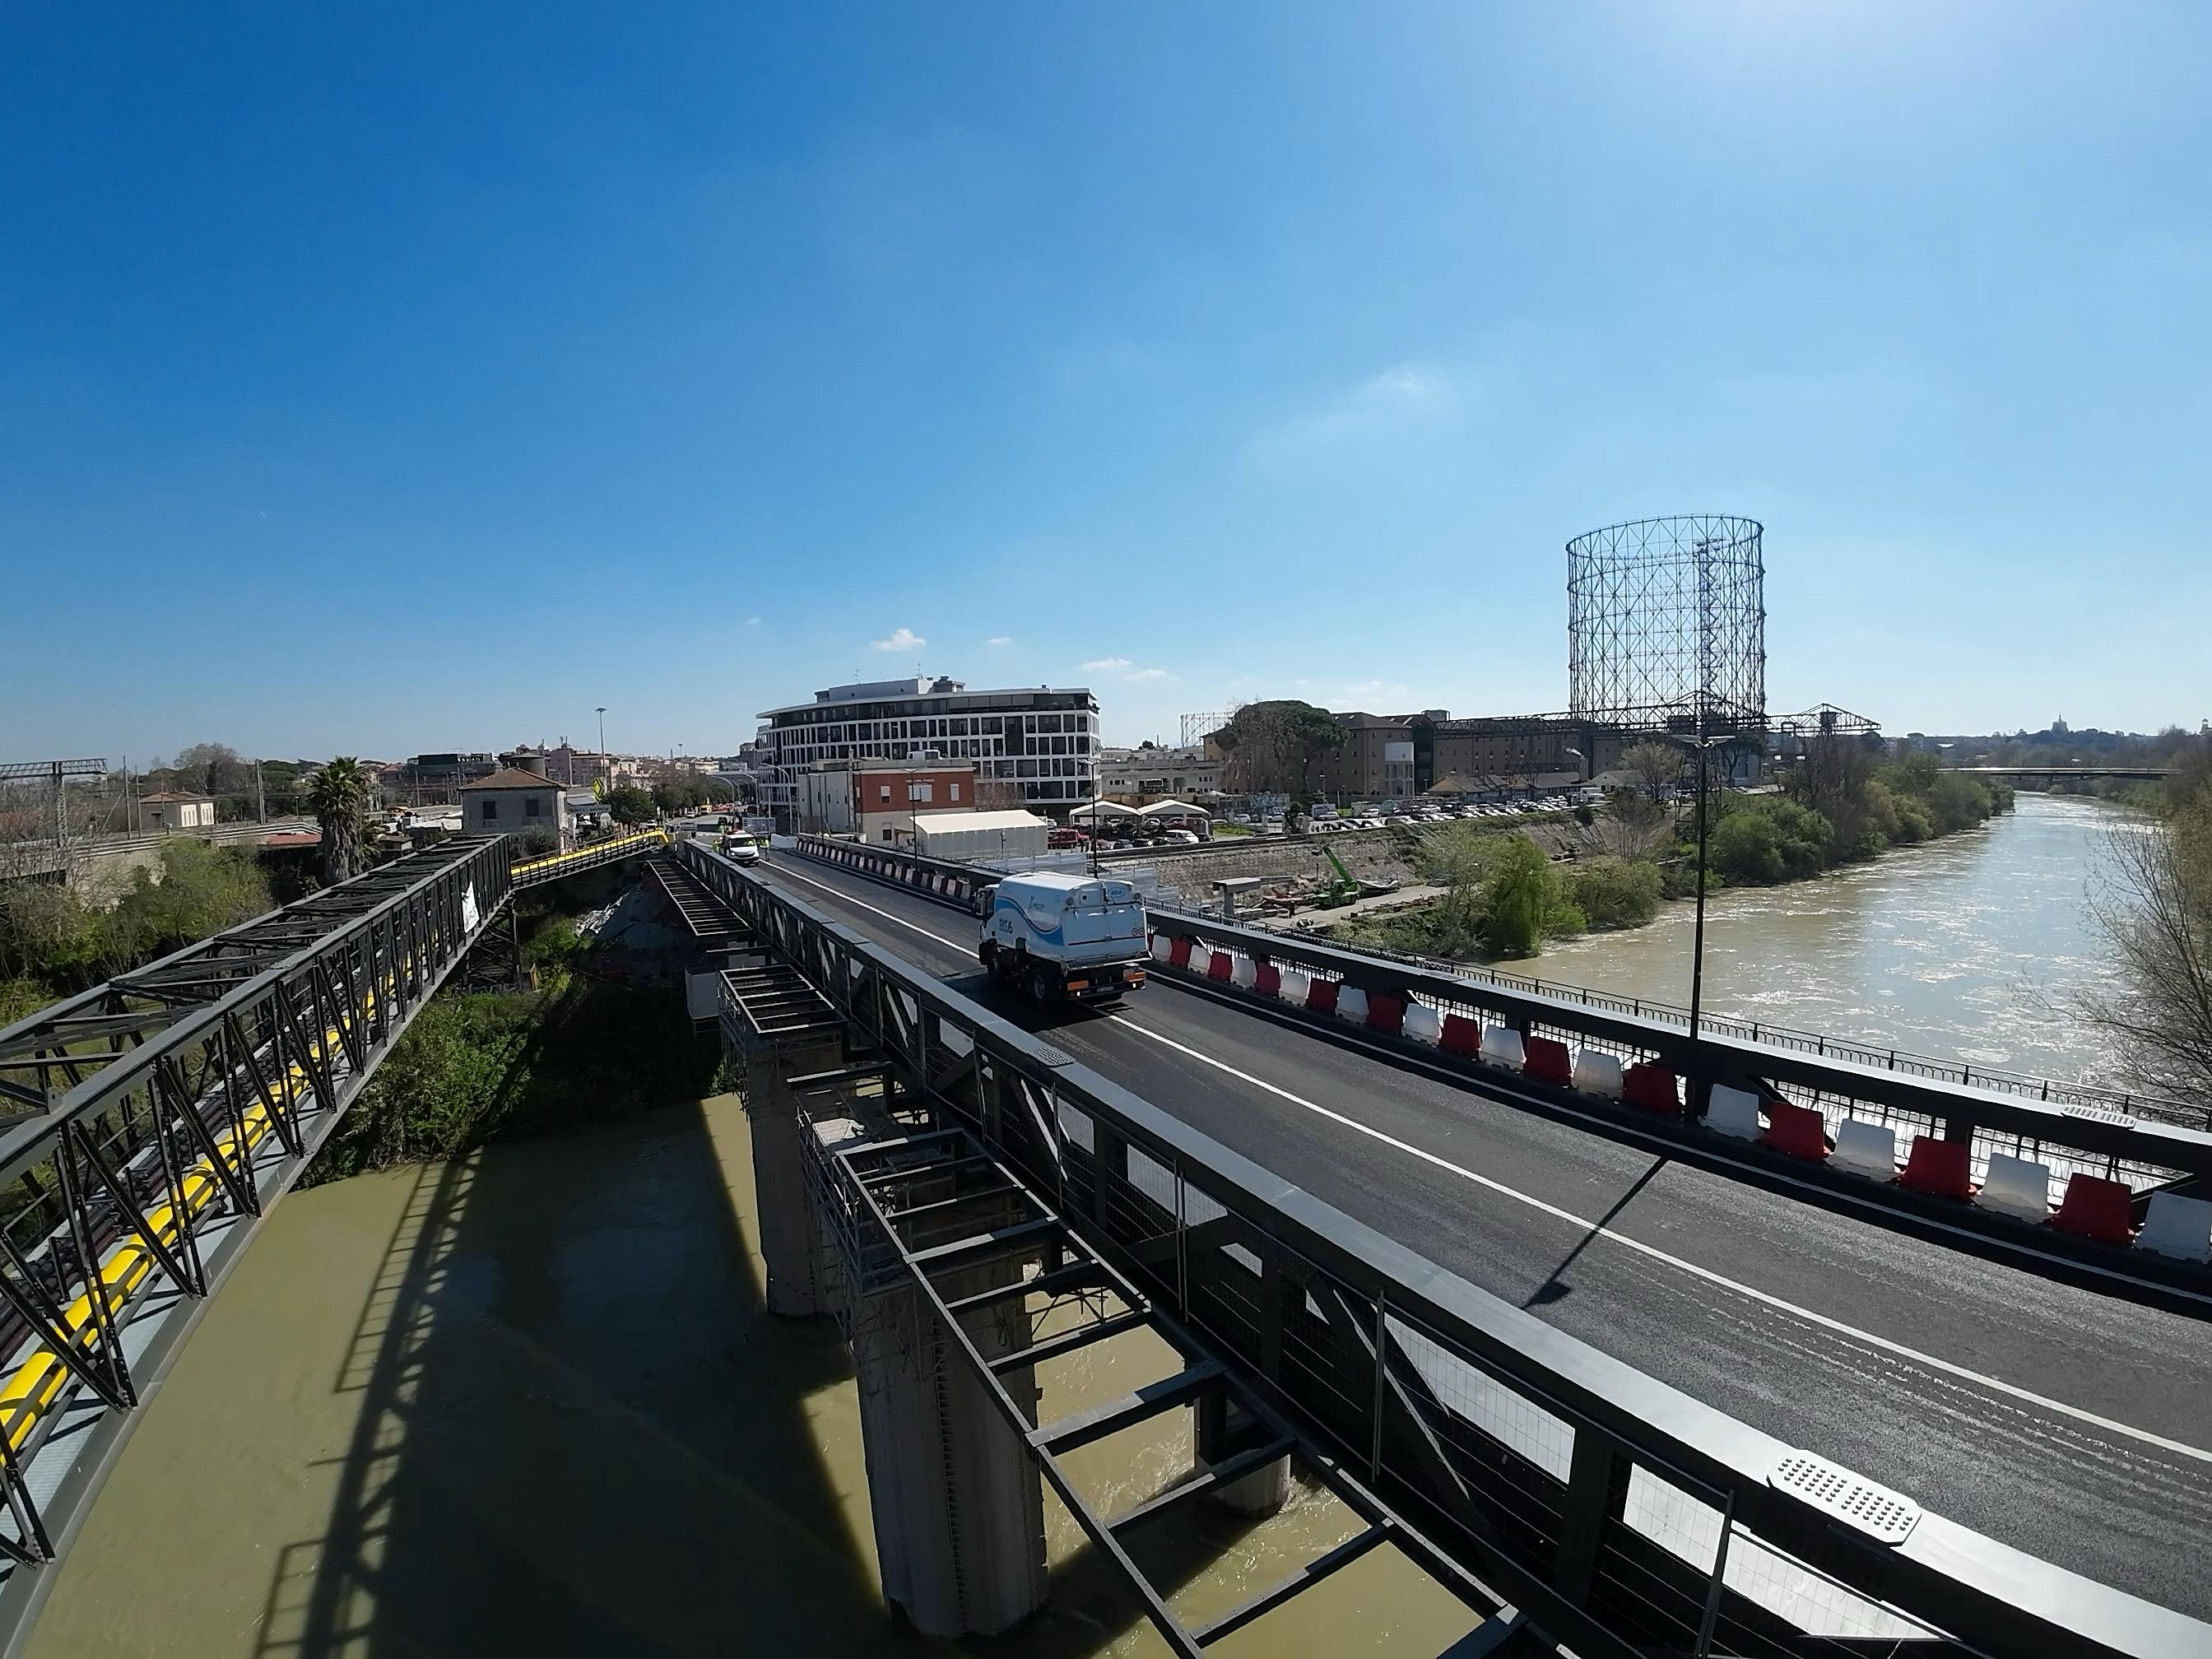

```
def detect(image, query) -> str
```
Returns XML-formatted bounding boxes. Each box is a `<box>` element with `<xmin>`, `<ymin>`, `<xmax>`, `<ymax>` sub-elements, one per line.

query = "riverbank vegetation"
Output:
<box><xmin>0</xmin><ymin>839</ymin><xmax>275</xmax><ymax>1023</ymax></box>
<box><xmin>2076</xmin><ymin>737</ymin><xmax>2212</xmax><ymax>1109</ymax></box>
<box><xmin>1327</xmin><ymin>743</ymin><xmax>2014</xmax><ymax>962</ymax></box>
<box><xmin>304</xmin><ymin>901</ymin><xmax>717</xmax><ymax>1184</ymax></box>
<box><xmin>304</xmin><ymin>973</ymin><xmax>716</xmax><ymax>1185</ymax></box>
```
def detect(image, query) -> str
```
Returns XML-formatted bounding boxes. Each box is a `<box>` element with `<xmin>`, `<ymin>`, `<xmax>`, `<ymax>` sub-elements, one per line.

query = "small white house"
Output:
<box><xmin>141</xmin><ymin>791</ymin><xmax>217</xmax><ymax>831</ymax></box>
<box><xmin>458</xmin><ymin>767</ymin><xmax>571</xmax><ymax>847</ymax></box>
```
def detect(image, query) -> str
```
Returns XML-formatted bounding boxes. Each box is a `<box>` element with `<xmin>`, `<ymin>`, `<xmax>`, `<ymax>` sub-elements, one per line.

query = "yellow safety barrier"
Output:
<box><xmin>508</xmin><ymin>828</ymin><xmax>669</xmax><ymax>883</ymax></box>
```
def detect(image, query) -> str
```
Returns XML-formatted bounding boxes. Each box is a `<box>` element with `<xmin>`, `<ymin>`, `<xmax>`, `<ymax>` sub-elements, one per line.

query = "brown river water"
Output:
<box><xmin>26</xmin><ymin>1095</ymin><xmax>1476</xmax><ymax>1658</ymax></box>
<box><xmin>1499</xmin><ymin>791</ymin><xmax>2151</xmax><ymax>1089</ymax></box>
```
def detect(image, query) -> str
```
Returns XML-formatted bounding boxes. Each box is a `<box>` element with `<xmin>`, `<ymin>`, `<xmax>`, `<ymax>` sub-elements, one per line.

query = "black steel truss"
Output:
<box><xmin>677</xmin><ymin>836</ymin><xmax>2206</xmax><ymax>1659</ymax></box>
<box><xmin>0</xmin><ymin>834</ymin><xmax>514</xmax><ymax>1637</ymax></box>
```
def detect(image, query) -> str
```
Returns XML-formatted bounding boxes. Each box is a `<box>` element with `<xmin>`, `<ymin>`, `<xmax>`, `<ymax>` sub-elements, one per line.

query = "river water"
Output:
<box><xmin>1499</xmin><ymin>791</ymin><xmax>2149</xmax><ymax>1089</ymax></box>
<box><xmin>25</xmin><ymin>1096</ymin><xmax>1476</xmax><ymax>1658</ymax></box>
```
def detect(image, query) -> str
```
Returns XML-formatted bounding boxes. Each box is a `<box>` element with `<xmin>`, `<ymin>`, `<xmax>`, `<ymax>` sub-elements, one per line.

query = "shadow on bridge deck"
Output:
<box><xmin>23</xmin><ymin>1090</ymin><xmax>1448</xmax><ymax>1657</ymax></box>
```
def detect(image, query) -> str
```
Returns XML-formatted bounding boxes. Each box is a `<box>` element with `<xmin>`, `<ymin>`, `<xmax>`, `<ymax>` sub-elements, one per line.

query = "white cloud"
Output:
<box><xmin>987</xmin><ymin>634</ymin><xmax>1013</xmax><ymax>647</ymax></box>
<box><xmin>1123</xmin><ymin>667</ymin><xmax>1172</xmax><ymax>682</ymax></box>
<box><xmin>744</xmin><ymin>615</ymin><xmax>762</xmax><ymax>627</ymax></box>
<box><xmin>1082</xmin><ymin>656</ymin><xmax>1132</xmax><ymax>672</ymax></box>
<box><xmin>871</xmin><ymin>626</ymin><xmax>926</xmax><ymax>653</ymax></box>
<box><xmin>1243</xmin><ymin>361</ymin><xmax>1464</xmax><ymax>467</ymax></box>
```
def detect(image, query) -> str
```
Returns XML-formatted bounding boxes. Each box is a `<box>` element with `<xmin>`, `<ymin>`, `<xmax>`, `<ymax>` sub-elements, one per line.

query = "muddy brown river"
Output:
<box><xmin>26</xmin><ymin>1096</ymin><xmax>1475</xmax><ymax>1657</ymax></box>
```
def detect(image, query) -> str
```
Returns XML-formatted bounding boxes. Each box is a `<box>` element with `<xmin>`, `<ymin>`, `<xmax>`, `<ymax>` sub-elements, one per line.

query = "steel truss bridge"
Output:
<box><xmin>678</xmin><ymin>837</ymin><xmax>2210</xmax><ymax>1659</ymax></box>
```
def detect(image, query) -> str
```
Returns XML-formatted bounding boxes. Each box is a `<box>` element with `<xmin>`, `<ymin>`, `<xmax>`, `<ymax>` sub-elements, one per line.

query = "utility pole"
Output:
<box><xmin>596</xmin><ymin>707</ymin><xmax>608</xmax><ymax>798</ymax></box>
<box><xmin>254</xmin><ymin>759</ymin><xmax>267</xmax><ymax>824</ymax></box>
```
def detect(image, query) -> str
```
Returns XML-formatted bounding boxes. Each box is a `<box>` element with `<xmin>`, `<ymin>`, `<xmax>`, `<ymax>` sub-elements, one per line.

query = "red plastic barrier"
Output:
<box><xmin>1623</xmin><ymin>1063</ymin><xmax>1681</xmax><ymax>1115</ymax></box>
<box><xmin>1169</xmin><ymin>936</ymin><xmax>1192</xmax><ymax>969</ymax></box>
<box><xmin>1898</xmin><ymin>1136</ymin><xmax>1973</xmax><ymax>1198</ymax></box>
<box><xmin>1441</xmin><ymin>1013</ymin><xmax>1482</xmax><ymax>1057</ymax></box>
<box><xmin>1254</xmin><ymin>963</ymin><xmax>1282</xmax><ymax>998</ymax></box>
<box><xmin>2052</xmin><ymin>1173</ymin><xmax>2135</xmax><ymax>1244</ymax></box>
<box><xmin>1762</xmin><ymin>1100</ymin><xmax>1830</xmax><ymax>1161</ymax></box>
<box><xmin>1308</xmin><ymin>978</ymin><xmax>1339</xmax><ymax>1015</ymax></box>
<box><xmin>1366</xmin><ymin>992</ymin><xmax>1405</xmax><ymax>1036</ymax></box>
<box><xmin>1207</xmin><ymin>950</ymin><xmax>1234</xmax><ymax>983</ymax></box>
<box><xmin>1523</xmin><ymin>1036</ymin><xmax>1573</xmax><ymax>1087</ymax></box>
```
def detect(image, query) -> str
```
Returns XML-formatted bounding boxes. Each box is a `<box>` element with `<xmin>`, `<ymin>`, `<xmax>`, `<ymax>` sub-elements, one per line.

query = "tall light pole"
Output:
<box><xmin>1675</xmin><ymin>727</ymin><xmax>1732</xmax><ymax>1043</ymax></box>
<box><xmin>596</xmin><ymin>707</ymin><xmax>608</xmax><ymax>798</ymax></box>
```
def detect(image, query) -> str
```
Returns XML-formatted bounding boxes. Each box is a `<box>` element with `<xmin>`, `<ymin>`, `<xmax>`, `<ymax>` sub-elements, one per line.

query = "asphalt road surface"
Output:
<box><xmin>753</xmin><ymin>852</ymin><xmax>2212</xmax><ymax>1624</ymax></box>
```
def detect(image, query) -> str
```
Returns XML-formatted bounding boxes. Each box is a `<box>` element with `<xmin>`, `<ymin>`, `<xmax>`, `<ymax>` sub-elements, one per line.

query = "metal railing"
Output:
<box><xmin>509</xmin><ymin>827</ymin><xmax>669</xmax><ymax>888</ymax></box>
<box><xmin>681</xmin><ymin>836</ymin><xmax>2207</xmax><ymax>1659</ymax></box>
<box><xmin>778</xmin><ymin>834</ymin><xmax>2212</xmax><ymax>1296</ymax></box>
<box><xmin>0</xmin><ymin>835</ymin><xmax>514</xmax><ymax>1646</ymax></box>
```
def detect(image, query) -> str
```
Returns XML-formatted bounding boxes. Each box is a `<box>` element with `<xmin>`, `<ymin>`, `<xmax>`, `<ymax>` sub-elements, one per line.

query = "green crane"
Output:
<box><xmin>1316</xmin><ymin>844</ymin><xmax>1362</xmax><ymax>908</ymax></box>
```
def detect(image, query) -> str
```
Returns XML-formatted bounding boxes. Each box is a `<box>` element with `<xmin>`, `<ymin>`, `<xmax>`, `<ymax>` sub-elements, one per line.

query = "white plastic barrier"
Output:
<box><xmin>1570</xmin><ymin>1049</ymin><xmax>1624</xmax><ymax>1099</ymax></box>
<box><xmin>2138</xmin><ymin>1192</ymin><xmax>2212</xmax><ymax>1263</ymax></box>
<box><xmin>1191</xmin><ymin>947</ymin><xmax>1220</xmax><ymax>978</ymax></box>
<box><xmin>1229</xmin><ymin>955</ymin><xmax>1257</xmax><ymax>990</ymax></box>
<box><xmin>1706</xmin><ymin>1085</ymin><xmax>1764</xmax><ymax>1140</ymax></box>
<box><xmin>1403</xmin><ymin>1003</ymin><xmax>1443</xmax><ymax>1046</ymax></box>
<box><xmin>1151</xmin><ymin>934</ymin><xmax>1175</xmax><ymax>964</ymax></box>
<box><xmin>1277</xmin><ymin>969</ymin><xmax>1311</xmax><ymax>1005</ymax></box>
<box><xmin>1334</xmin><ymin>985</ymin><xmax>1369</xmax><ymax>1025</ymax></box>
<box><xmin>1831</xmin><ymin>1119</ymin><xmax>1900</xmax><ymax>1181</ymax></box>
<box><xmin>1479</xmin><ymin>1025</ymin><xmax>1526</xmax><ymax>1071</ymax></box>
<box><xmin>1977</xmin><ymin>1153</ymin><xmax>2054</xmax><ymax>1222</ymax></box>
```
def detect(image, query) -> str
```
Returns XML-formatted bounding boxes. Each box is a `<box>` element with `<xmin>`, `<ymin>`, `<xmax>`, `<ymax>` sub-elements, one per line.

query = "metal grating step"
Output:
<box><xmin>1768</xmin><ymin>1451</ymin><xmax>1921</xmax><ymax>1545</ymax></box>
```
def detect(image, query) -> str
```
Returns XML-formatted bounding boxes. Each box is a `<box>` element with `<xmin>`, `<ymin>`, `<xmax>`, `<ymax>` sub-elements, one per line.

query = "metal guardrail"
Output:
<box><xmin>779</xmin><ymin>834</ymin><xmax>2212</xmax><ymax>1299</ymax></box>
<box><xmin>0</xmin><ymin>834</ymin><xmax>514</xmax><ymax>1647</ymax></box>
<box><xmin>682</xmin><ymin>836</ymin><xmax>2206</xmax><ymax>1658</ymax></box>
<box><xmin>788</xmin><ymin>833</ymin><xmax>2212</xmax><ymax>1168</ymax></box>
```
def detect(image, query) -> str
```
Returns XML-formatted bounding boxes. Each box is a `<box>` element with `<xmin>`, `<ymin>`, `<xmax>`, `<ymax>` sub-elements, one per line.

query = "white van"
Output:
<box><xmin>978</xmin><ymin>872</ymin><xmax>1149</xmax><ymax>1003</ymax></box>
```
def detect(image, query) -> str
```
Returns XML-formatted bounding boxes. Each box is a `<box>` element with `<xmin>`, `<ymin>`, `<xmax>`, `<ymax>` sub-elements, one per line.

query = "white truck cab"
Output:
<box><xmin>978</xmin><ymin>872</ymin><xmax>1149</xmax><ymax>1003</ymax></box>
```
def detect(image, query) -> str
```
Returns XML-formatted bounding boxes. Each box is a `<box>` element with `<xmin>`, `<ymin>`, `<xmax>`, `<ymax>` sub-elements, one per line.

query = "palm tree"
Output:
<box><xmin>308</xmin><ymin>757</ymin><xmax>374</xmax><ymax>886</ymax></box>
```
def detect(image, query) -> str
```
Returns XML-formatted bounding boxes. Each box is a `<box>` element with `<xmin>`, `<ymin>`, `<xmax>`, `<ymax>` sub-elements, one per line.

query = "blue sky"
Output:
<box><xmin>5</xmin><ymin>2</ymin><xmax>2208</xmax><ymax>763</ymax></box>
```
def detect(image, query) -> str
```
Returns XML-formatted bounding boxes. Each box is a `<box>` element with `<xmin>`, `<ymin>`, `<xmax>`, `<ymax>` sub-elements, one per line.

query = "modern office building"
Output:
<box><xmin>756</xmin><ymin>677</ymin><xmax>1098</xmax><ymax>818</ymax></box>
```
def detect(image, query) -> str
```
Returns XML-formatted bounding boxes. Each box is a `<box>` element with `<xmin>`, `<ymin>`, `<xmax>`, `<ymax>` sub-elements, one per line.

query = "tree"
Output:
<box><xmin>1416</xmin><ymin>823</ymin><xmax>1501</xmax><ymax>953</ymax></box>
<box><xmin>1785</xmin><ymin>733</ymin><xmax>1880</xmax><ymax>858</ymax></box>
<box><xmin>1709</xmin><ymin>797</ymin><xmax>1831</xmax><ymax>885</ymax></box>
<box><xmin>1479</xmin><ymin>835</ymin><xmax>1581</xmax><ymax>956</ymax></box>
<box><xmin>308</xmin><ymin>757</ymin><xmax>375</xmax><ymax>885</ymax></box>
<box><xmin>1618</xmin><ymin>741</ymin><xmax>1684</xmax><ymax>800</ymax></box>
<box><xmin>606</xmin><ymin>786</ymin><xmax>657</xmax><ymax>826</ymax></box>
<box><xmin>2077</xmin><ymin>792</ymin><xmax>2212</xmax><ymax>1110</ymax></box>
<box><xmin>172</xmin><ymin>741</ymin><xmax>253</xmax><ymax>799</ymax></box>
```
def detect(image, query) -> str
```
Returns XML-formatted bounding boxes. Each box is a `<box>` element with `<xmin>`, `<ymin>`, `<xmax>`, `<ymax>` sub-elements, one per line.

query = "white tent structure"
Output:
<box><xmin>1071</xmin><ymin>800</ymin><xmax>1141</xmax><ymax>824</ymax></box>
<box><xmin>1136</xmin><ymin>798</ymin><xmax>1211</xmax><ymax>820</ymax></box>
<box><xmin>911</xmin><ymin>808</ymin><xmax>1052</xmax><ymax>862</ymax></box>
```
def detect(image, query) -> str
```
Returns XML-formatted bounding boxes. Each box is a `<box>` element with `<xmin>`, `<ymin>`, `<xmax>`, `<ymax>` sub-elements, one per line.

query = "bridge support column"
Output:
<box><xmin>1194</xmin><ymin>1390</ymin><xmax>1292</xmax><ymax>1517</ymax></box>
<box><xmin>848</xmin><ymin>1248</ymin><xmax>1047</xmax><ymax>1638</ymax></box>
<box><xmin>741</xmin><ymin>1036</ymin><xmax>848</xmax><ymax>1317</ymax></box>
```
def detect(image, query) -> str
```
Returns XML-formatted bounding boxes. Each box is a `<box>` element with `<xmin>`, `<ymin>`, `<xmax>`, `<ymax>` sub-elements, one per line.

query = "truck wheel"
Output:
<box><xmin>1028</xmin><ymin>965</ymin><xmax>1053</xmax><ymax>1005</ymax></box>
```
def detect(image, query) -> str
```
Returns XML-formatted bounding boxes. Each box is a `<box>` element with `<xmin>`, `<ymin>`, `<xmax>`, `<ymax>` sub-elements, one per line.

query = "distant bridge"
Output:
<box><xmin>1946</xmin><ymin>764</ymin><xmax>2171</xmax><ymax>781</ymax></box>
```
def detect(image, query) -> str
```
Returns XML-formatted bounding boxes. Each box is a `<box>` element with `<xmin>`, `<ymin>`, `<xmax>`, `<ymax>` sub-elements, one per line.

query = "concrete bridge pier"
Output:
<box><xmin>1194</xmin><ymin>1390</ymin><xmax>1293</xmax><ymax>1517</ymax></box>
<box><xmin>848</xmin><ymin>1257</ymin><xmax>1048</xmax><ymax>1638</ymax></box>
<box><xmin>741</xmin><ymin>1034</ymin><xmax>848</xmax><ymax>1317</ymax></box>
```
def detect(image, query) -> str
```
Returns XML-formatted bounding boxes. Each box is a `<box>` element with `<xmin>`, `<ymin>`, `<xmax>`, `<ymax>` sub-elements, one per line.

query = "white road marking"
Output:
<box><xmin>773</xmin><ymin>856</ymin><xmax>2212</xmax><ymax>1467</ymax></box>
<box><xmin>1106</xmin><ymin>1015</ymin><xmax>2212</xmax><ymax>1467</ymax></box>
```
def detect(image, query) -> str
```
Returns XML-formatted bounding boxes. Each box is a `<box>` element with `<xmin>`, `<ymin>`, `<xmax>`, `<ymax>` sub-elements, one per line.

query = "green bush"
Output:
<box><xmin>1567</xmin><ymin>857</ymin><xmax>1663</xmax><ymax>930</ymax></box>
<box><xmin>1710</xmin><ymin>797</ymin><xmax>1832</xmax><ymax>885</ymax></box>
<box><xmin>306</xmin><ymin>978</ymin><xmax>717</xmax><ymax>1184</ymax></box>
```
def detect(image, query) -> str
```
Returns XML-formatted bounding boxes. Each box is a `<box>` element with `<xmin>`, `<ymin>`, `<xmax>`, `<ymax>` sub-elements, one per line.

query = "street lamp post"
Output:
<box><xmin>1675</xmin><ymin>726</ymin><xmax>1732</xmax><ymax>1043</ymax></box>
<box><xmin>596</xmin><ymin>707</ymin><xmax>608</xmax><ymax>798</ymax></box>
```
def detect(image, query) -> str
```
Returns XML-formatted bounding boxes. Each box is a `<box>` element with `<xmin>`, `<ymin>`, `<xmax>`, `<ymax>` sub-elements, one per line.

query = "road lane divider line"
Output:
<box><xmin>1104</xmin><ymin>1015</ymin><xmax>2212</xmax><ymax>1468</ymax></box>
<box><xmin>763</xmin><ymin>856</ymin><xmax>2212</xmax><ymax>1468</ymax></box>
